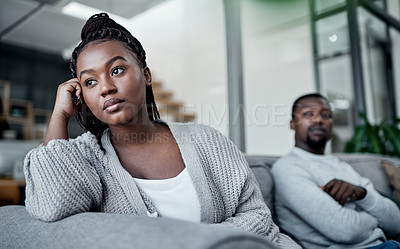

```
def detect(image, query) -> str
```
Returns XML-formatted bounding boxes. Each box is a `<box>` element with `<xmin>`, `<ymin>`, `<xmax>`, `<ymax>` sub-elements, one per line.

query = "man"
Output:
<box><xmin>271</xmin><ymin>93</ymin><xmax>400</xmax><ymax>249</ymax></box>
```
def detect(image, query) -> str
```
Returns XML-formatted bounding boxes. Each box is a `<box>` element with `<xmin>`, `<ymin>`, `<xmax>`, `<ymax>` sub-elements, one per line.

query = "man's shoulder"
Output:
<box><xmin>274</xmin><ymin>148</ymin><xmax>299</xmax><ymax>163</ymax></box>
<box><xmin>272</xmin><ymin>149</ymin><xmax>302</xmax><ymax>172</ymax></box>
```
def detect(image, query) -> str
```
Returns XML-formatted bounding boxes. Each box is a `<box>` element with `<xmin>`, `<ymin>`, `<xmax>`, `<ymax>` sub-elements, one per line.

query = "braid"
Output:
<box><xmin>70</xmin><ymin>13</ymin><xmax>159</xmax><ymax>139</ymax></box>
<box><xmin>146</xmin><ymin>85</ymin><xmax>160</xmax><ymax>121</ymax></box>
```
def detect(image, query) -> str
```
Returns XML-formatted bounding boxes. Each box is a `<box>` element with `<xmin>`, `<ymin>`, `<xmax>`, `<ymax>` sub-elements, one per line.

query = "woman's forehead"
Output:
<box><xmin>76</xmin><ymin>40</ymin><xmax>138</xmax><ymax>70</ymax></box>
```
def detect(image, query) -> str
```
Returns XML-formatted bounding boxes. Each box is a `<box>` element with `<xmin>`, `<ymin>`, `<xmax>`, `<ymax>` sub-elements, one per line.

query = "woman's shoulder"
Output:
<box><xmin>25</xmin><ymin>131</ymin><xmax>104</xmax><ymax>165</ymax></box>
<box><xmin>44</xmin><ymin>131</ymin><xmax>97</xmax><ymax>146</ymax></box>
<box><xmin>74</xmin><ymin>131</ymin><xmax>97</xmax><ymax>142</ymax></box>
<box><xmin>44</xmin><ymin>131</ymin><xmax>103</xmax><ymax>155</ymax></box>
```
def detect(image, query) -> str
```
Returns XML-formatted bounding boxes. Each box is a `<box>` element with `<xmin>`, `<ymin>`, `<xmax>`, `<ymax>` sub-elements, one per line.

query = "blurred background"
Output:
<box><xmin>0</xmin><ymin>0</ymin><xmax>399</xmax><ymax>158</ymax></box>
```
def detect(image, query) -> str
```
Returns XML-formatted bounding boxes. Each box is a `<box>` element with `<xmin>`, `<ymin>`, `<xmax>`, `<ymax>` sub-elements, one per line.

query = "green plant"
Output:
<box><xmin>345</xmin><ymin>112</ymin><xmax>400</xmax><ymax>157</ymax></box>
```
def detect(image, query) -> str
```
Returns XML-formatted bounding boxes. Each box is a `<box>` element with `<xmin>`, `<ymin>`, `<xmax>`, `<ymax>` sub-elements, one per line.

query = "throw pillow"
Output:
<box><xmin>381</xmin><ymin>160</ymin><xmax>400</xmax><ymax>201</ymax></box>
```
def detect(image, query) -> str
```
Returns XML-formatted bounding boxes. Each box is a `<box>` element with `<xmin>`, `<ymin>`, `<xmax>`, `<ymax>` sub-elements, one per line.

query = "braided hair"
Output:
<box><xmin>70</xmin><ymin>13</ymin><xmax>160</xmax><ymax>140</ymax></box>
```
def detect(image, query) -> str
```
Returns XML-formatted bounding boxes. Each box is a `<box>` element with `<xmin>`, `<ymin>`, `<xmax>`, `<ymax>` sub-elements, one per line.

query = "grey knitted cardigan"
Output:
<box><xmin>24</xmin><ymin>121</ymin><xmax>300</xmax><ymax>249</ymax></box>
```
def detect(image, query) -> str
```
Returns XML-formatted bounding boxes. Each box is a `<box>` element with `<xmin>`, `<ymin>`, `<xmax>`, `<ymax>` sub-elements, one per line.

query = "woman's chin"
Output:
<box><xmin>105</xmin><ymin>115</ymin><xmax>139</xmax><ymax>126</ymax></box>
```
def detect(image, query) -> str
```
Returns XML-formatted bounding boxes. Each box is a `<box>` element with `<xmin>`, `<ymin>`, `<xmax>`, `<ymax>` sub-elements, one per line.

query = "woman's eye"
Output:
<box><xmin>84</xmin><ymin>79</ymin><xmax>96</xmax><ymax>87</ymax></box>
<box><xmin>112</xmin><ymin>67</ymin><xmax>124</xmax><ymax>76</ymax></box>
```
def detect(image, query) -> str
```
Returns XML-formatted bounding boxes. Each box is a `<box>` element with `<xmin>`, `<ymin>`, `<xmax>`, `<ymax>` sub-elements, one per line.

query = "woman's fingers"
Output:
<box><xmin>74</xmin><ymin>83</ymin><xmax>82</xmax><ymax>105</ymax></box>
<box><xmin>54</xmin><ymin>78</ymin><xmax>82</xmax><ymax>120</ymax></box>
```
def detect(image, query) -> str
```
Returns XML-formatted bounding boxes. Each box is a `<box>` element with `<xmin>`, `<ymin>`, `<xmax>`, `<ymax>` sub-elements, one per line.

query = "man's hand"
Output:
<box><xmin>320</xmin><ymin>179</ymin><xmax>367</xmax><ymax>205</ymax></box>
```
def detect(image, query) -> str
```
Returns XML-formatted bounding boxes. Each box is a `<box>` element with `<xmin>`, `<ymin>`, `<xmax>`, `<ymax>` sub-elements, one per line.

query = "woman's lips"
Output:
<box><xmin>103</xmin><ymin>98</ymin><xmax>125</xmax><ymax>112</ymax></box>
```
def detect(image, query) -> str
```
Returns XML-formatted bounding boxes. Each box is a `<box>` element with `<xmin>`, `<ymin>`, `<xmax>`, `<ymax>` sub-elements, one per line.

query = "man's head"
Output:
<box><xmin>290</xmin><ymin>93</ymin><xmax>333</xmax><ymax>154</ymax></box>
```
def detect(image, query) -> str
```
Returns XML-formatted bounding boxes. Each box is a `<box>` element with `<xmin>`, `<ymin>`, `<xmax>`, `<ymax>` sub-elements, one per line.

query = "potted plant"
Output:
<box><xmin>345</xmin><ymin>112</ymin><xmax>400</xmax><ymax>157</ymax></box>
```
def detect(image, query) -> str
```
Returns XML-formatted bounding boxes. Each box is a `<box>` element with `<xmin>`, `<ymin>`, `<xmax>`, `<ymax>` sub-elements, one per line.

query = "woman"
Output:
<box><xmin>24</xmin><ymin>13</ymin><xmax>300</xmax><ymax>249</ymax></box>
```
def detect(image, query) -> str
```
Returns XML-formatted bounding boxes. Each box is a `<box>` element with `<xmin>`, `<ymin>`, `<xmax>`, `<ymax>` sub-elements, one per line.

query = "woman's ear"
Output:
<box><xmin>143</xmin><ymin>67</ymin><xmax>152</xmax><ymax>86</ymax></box>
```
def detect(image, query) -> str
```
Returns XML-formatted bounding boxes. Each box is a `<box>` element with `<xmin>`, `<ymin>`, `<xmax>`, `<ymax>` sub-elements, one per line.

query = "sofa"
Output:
<box><xmin>1</xmin><ymin>153</ymin><xmax>399</xmax><ymax>249</ymax></box>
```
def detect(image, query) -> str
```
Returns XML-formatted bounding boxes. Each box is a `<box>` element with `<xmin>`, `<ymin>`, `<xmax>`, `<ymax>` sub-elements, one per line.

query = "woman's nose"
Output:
<box><xmin>100</xmin><ymin>80</ymin><xmax>117</xmax><ymax>97</ymax></box>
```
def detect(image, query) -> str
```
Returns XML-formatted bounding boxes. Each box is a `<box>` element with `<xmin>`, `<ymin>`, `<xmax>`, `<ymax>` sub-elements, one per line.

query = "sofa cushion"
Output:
<box><xmin>381</xmin><ymin>160</ymin><xmax>400</xmax><ymax>201</ymax></box>
<box><xmin>245</xmin><ymin>155</ymin><xmax>280</xmax><ymax>169</ymax></box>
<box><xmin>0</xmin><ymin>205</ymin><xmax>277</xmax><ymax>249</ymax></box>
<box><xmin>335</xmin><ymin>153</ymin><xmax>400</xmax><ymax>197</ymax></box>
<box><xmin>249</xmin><ymin>165</ymin><xmax>274</xmax><ymax>214</ymax></box>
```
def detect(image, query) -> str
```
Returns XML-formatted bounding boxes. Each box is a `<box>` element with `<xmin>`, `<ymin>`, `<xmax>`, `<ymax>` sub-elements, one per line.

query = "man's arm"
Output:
<box><xmin>322</xmin><ymin>179</ymin><xmax>366</xmax><ymax>205</ymax></box>
<box><xmin>354</xmin><ymin>176</ymin><xmax>400</xmax><ymax>236</ymax></box>
<box><xmin>272</xmin><ymin>163</ymin><xmax>379</xmax><ymax>244</ymax></box>
<box><xmin>322</xmin><ymin>172</ymin><xmax>400</xmax><ymax>237</ymax></box>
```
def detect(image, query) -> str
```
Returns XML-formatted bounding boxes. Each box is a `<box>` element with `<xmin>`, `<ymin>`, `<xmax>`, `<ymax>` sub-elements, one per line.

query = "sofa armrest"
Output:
<box><xmin>0</xmin><ymin>206</ymin><xmax>277</xmax><ymax>249</ymax></box>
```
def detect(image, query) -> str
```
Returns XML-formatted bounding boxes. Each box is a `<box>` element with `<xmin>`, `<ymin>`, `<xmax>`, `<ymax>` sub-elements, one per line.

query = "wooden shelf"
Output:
<box><xmin>0</xmin><ymin>178</ymin><xmax>22</xmax><ymax>206</ymax></box>
<box><xmin>0</xmin><ymin>80</ymin><xmax>50</xmax><ymax>140</ymax></box>
<box><xmin>0</xmin><ymin>81</ymin><xmax>10</xmax><ymax>118</ymax></box>
<box><xmin>7</xmin><ymin>99</ymin><xmax>34</xmax><ymax>140</ymax></box>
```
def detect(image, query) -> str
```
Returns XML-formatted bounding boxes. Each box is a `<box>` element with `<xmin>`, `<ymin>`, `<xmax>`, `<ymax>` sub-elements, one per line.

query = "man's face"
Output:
<box><xmin>290</xmin><ymin>97</ymin><xmax>333</xmax><ymax>154</ymax></box>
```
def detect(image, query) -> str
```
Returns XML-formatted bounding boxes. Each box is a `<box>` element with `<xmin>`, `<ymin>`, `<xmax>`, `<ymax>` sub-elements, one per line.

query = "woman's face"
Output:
<box><xmin>76</xmin><ymin>40</ymin><xmax>151</xmax><ymax>126</ymax></box>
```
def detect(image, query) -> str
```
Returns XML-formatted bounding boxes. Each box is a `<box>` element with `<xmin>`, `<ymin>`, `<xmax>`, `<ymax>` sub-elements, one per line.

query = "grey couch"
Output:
<box><xmin>1</xmin><ymin>153</ymin><xmax>398</xmax><ymax>249</ymax></box>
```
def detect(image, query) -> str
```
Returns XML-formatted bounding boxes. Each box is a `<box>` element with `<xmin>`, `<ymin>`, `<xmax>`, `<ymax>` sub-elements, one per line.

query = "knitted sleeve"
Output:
<box><xmin>23</xmin><ymin>132</ymin><xmax>103</xmax><ymax>222</ymax></box>
<box><xmin>193</xmin><ymin>125</ymin><xmax>301</xmax><ymax>249</ymax></box>
<box><xmin>222</xmin><ymin>167</ymin><xmax>301</xmax><ymax>249</ymax></box>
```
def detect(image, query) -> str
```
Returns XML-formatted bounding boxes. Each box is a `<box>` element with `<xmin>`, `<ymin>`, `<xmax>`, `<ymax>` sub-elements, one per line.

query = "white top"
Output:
<box><xmin>133</xmin><ymin>168</ymin><xmax>201</xmax><ymax>223</ymax></box>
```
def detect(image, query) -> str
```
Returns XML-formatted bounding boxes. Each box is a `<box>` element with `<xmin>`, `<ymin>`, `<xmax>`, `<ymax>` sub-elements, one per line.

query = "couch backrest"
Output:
<box><xmin>335</xmin><ymin>153</ymin><xmax>400</xmax><ymax>197</ymax></box>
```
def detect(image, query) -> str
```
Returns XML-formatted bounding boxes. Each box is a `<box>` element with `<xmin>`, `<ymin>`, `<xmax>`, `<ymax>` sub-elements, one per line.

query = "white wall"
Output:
<box><xmin>128</xmin><ymin>0</ymin><xmax>316</xmax><ymax>155</ymax></box>
<box><xmin>127</xmin><ymin>0</ymin><xmax>229</xmax><ymax>135</ymax></box>
<box><xmin>241</xmin><ymin>0</ymin><xmax>315</xmax><ymax>155</ymax></box>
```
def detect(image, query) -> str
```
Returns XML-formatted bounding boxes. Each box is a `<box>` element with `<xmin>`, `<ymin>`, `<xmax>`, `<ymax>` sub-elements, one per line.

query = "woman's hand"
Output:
<box><xmin>321</xmin><ymin>179</ymin><xmax>367</xmax><ymax>205</ymax></box>
<box><xmin>53</xmin><ymin>78</ymin><xmax>83</xmax><ymax>121</ymax></box>
<box><xmin>43</xmin><ymin>79</ymin><xmax>83</xmax><ymax>145</ymax></box>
